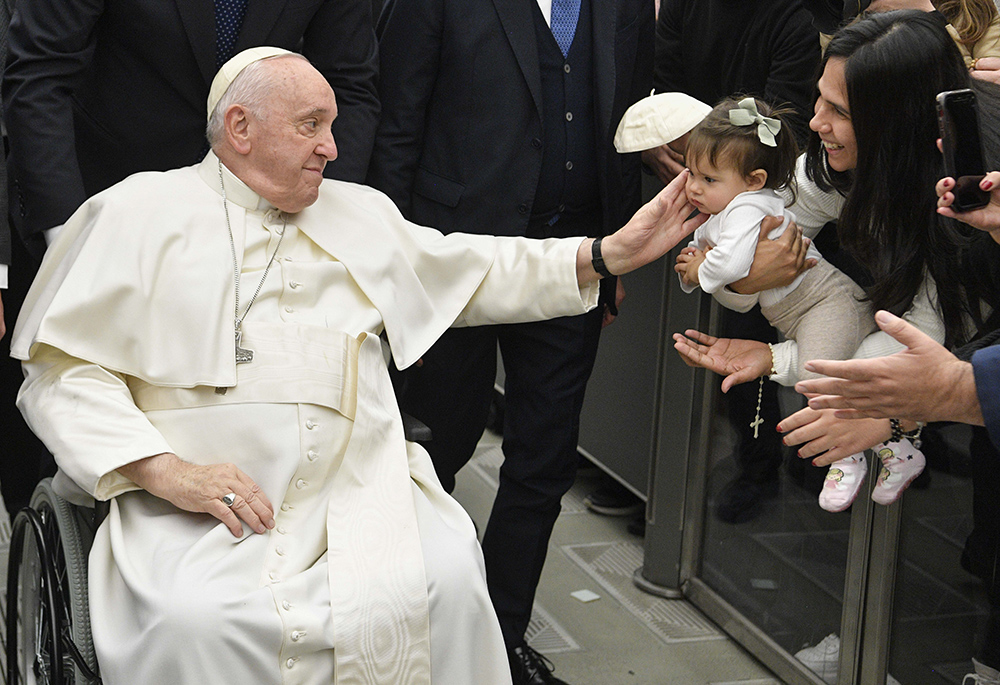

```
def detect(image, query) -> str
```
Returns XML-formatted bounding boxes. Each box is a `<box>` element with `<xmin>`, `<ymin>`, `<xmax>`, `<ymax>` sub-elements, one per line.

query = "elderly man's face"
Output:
<box><xmin>246</xmin><ymin>58</ymin><xmax>338</xmax><ymax>213</ymax></box>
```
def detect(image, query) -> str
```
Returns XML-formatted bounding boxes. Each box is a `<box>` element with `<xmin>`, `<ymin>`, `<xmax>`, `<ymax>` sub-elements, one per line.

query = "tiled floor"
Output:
<box><xmin>453</xmin><ymin>430</ymin><xmax>779</xmax><ymax>685</ymax></box>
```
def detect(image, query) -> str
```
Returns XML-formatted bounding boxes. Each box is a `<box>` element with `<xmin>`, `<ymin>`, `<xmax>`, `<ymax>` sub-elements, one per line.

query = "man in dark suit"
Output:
<box><xmin>0</xmin><ymin>0</ymin><xmax>379</xmax><ymax>516</ymax></box>
<box><xmin>368</xmin><ymin>0</ymin><xmax>652</xmax><ymax>681</ymax></box>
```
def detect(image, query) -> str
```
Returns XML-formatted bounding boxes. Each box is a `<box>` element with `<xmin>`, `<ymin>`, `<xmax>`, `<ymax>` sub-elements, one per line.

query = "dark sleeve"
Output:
<box><xmin>0</xmin><ymin>0</ymin><xmax>10</xmax><ymax>267</ymax></box>
<box><xmin>973</xmin><ymin>345</ymin><xmax>1000</xmax><ymax>449</ymax></box>
<box><xmin>303</xmin><ymin>0</ymin><xmax>381</xmax><ymax>183</ymax></box>
<box><xmin>764</xmin><ymin>6</ymin><xmax>821</xmax><ymax>147</ymax></box>
<box><xmin>2</xmin><ymin>0</ymin><xmax>103</xmax><ymax>239</ymax></box>
<box><xmin>652</xmin><ymin>0</ymin><xmax>684</xmax><ymax>94</ymax></box>
<box><xmin>365</xmin><ymin>0</ymin><xmax>443</xmax><ymax>214</ymax></box>
<box><xmin>620</xmin><ymin>0</ymin><xmax>654</xmax><ymax>216</ymax></box>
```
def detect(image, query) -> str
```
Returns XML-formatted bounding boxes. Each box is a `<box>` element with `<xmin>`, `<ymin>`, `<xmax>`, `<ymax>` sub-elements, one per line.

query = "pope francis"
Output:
<box><xmin>11</xmin><ymin>48</ymin><xmax>706</xmax><ymax>684</ymax></box>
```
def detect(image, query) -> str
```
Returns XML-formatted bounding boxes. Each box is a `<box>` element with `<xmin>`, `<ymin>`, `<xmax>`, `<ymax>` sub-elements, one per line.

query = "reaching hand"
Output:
<box><xmin>583</xmin><ymin>169</ymin><xmax>708</xmax><ymax>282</ymax></box>
<box><xmin>118</xmin><ymin>452</ymin><xmax>276</xmax><ymax>537</ymax></box>
<box><xmin>672</xmin><ymin>329</ymin><xmax>772</xmax><ymax>392</ymax></box>
<box><xmin>777</xmin><ymin>405</ymin><xmax>891</xmax><ymax>467</ymax></box>
<box><xmin>795</xmin><ymin>310</ymin><xmax>984</xmax><ymax>425</ymax></box>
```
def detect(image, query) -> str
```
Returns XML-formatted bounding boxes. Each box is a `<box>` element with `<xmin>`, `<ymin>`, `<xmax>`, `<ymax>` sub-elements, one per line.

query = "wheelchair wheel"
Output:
<box><xmin>6</xmin><ymin>479</ymin><xmax>100</xmax><ymax>684</ymax></box>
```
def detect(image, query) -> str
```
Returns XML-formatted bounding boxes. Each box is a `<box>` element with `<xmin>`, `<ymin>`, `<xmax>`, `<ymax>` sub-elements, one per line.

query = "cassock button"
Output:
<box><xmin>307</xmin><ymin>450</ymin><xmax>319</xmax><ymax>461</ymax></box>
<box><xmin>277</xmin><ymin>526</ymin><xmax>287</xmax><ymax>535</ymax></box>
<box><xmin>281</xmin><ymin>503</ymin><xmax>292</xmax><ymax>512</ymax></box>
<box><xmin>289</xmin><ymin>281</ymin><xmax>301</xmax><ymax>289</ymax></box>
<box><xmin>276</xmin><ymin>546</ymin><xmax>285</xmax><ymax>556</ymax></box>
<box><xmin>269</xmin><ymin>571</ymin><xmax>278</xmax><ymax>581</ymax></box>
<box><xmin>284</xmin><ymin>305</ymin><xmax>295</xmax><ymax>313</ymax></box>
<box><xmin>296</xmin><ymin>479</ymin><xmax>308</xmax><ymax>489</ymax></box>
<box><xmin>286</xmin><ymin>658</ymin><xmax>297</xmax><ymax>669</ymax></box>
<box><xmin>282</xmin><ymin>600</ymin><xmax>292</xmax><ymax>610</ymax></box>
<box><xmin>290</xmin><ymin>630</ymin><xmax>305</xmax><ymax>642</ymax></box>
<box><xmin>305</xmin><ymin>420</ymin><xmax>317</xmax><ymax>430</ymax></box>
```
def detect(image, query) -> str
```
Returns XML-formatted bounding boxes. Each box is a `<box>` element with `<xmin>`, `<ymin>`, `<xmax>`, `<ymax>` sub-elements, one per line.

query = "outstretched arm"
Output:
<box><xmin>576</xmin><ymin>169</ymin><xmax>708</xmax><ymax>285</ymax></box>
<box><xmin>795</xmin><ymin>310</ymin><xmax>984</xmax><ymax>425</ymax></box>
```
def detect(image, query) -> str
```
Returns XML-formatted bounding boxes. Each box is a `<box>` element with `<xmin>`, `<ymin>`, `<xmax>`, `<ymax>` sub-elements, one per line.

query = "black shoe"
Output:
<box><xmin>509</xmin><ymin>644</ymin><xmax>569</xmax><ymax>685</ymax></box>
<box><xmin>626</xmin><ymin>512</ymin><xmax>646</xmax><ymax>537</ymax></box>
<box><xmin>715</xmin><ymin>476</ymin><xmax>779</xmax><ymax>524</ymax></box>
<box><xmin>583</xmin><ymin>480</ymin><xmax>643</xmax><ymax>516</ymax></box>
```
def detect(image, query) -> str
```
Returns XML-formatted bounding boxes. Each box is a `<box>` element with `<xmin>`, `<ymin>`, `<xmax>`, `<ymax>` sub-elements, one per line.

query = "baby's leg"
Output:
<box><xmin>871</xmin><ymin>440</ymin><xmax>926</xmax><ymax>505</ymax></box>
<box><xmin>818</xmin><ymin>454</ymin><xmax>867</xmax><ymax>513</ymax></box>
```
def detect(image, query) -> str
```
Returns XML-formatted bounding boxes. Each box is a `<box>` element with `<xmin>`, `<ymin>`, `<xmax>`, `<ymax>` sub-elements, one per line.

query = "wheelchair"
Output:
<box><xmin>5</xmin><ymin>477</ymin><xmax>105</xmax><ymax>684</ymax></box>
<box><xmin>2</xmin><ymin>406</ymin><xmax>429</xmax><ymax>685</ymax></box>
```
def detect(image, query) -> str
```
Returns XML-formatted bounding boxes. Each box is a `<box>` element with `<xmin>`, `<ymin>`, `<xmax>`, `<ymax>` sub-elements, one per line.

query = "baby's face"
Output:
<box><xmin>684</xmin><ymin>155</ymin><xmax>756</xmax><ymax>215</ymax></box>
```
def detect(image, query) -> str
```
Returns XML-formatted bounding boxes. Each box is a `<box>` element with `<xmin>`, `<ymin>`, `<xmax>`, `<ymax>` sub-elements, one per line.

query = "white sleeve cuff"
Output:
<box><xmin>768</xmin><ymin>339</ymin><xmax>799</xmax><ymax>387</ymax></box>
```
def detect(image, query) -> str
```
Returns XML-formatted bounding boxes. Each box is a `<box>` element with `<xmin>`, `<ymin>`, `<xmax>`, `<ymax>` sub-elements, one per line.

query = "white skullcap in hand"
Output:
<box><xmin>614</xmin><ymin>92</ymin><xmax>711</xmax><ymax>153</ymax></box>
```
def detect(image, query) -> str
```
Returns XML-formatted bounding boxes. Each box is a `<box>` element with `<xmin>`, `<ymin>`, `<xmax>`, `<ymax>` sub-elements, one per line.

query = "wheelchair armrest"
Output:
<box><xmin>401</xmin><ymin>413</ymin><xmax>432</xmax><ymax>443</ymax></box>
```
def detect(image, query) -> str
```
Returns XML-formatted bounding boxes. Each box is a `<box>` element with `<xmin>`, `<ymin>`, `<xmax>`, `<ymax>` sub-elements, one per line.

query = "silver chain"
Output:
<box><xmin>218</xmin><ymin>160</ymin><xmax>286</xmax><ymax>334</ymax></box>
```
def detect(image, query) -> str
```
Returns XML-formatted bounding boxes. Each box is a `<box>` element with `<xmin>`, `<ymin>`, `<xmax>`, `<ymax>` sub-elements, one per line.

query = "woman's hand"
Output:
<box><xmin>118</xmin><ymin>452</ymin><xmax>276</xmax><ymax>537</ymax></box>
<box><xmin>728</xmin><ymin>218</ymin><xmax>816</xmax><ymax>294</ymax></box>
<box><xmin>777</xmin><ymin>406</ymin><xmax>891</xmax><ymax>466</ymax></box>
<box><xmin>936</xmin><ymin>171</ymin><xmax>1000</xmax><ymax>240</ymax></box>
<box><xmin>672</xmin><ymin>329</ymin><xmax>772</xmax><ymax>392</ymax></box>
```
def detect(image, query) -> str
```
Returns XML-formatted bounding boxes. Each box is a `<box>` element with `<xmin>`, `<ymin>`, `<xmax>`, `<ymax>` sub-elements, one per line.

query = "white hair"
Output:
<box><xmin>206</xmin><ymin>53</ymin><xmax>311</xmax><ymax>149</ymax></box>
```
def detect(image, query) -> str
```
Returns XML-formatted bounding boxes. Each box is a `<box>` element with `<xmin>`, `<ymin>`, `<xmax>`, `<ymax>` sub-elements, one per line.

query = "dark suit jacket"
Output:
<box><xmin>367</xmin><ymin>0</ymin><xmax>653</xmax><ymax>238</ymax></box>
<box><xmin>0</xmin><ymin>0</ymin><xmax>10</xmax><ymax>270</ymax></box>
<box><xmin>3</xmin><ymin>0</ymin><xmax>379</xmax><ymax>248</ymax></box>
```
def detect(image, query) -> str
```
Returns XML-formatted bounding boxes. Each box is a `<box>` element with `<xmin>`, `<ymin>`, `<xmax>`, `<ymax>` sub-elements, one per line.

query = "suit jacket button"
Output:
<box><xmin>531</xmin><ymin>138</ymin><xmax>542</xmax><ymax>149</ymax></box>
<box><xmin>518</xmin><ymin>203</ymin><xmax>528</xmax><ymax>214</ymax></box>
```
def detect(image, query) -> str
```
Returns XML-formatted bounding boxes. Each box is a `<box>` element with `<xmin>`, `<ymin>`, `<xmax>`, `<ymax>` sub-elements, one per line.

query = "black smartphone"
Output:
<box><xmin>937</xmin><ymin>88</ymin><xmax>990</xmax><ymax>212</ymax></box>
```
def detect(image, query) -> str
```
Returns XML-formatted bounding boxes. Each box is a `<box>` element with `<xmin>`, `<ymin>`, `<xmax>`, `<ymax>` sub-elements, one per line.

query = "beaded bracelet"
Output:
<box><xmin>889</xmin><ymin>418</ymin><xmax>925</xmax><ymax>449</ymax></box>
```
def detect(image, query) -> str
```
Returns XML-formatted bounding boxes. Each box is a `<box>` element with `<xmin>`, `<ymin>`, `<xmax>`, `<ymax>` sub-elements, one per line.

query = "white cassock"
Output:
<box><xmin>12</xmin><ymin>152</ymin><xmax>599</xmax><ymax>685</ymax></box>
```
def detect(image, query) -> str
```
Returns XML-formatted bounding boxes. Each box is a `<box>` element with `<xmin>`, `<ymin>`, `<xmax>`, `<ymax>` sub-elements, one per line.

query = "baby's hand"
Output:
<box><xmin>674</xmin><ymin>247</ymin><xmax>707</xmax><ymax>286</ymax></box>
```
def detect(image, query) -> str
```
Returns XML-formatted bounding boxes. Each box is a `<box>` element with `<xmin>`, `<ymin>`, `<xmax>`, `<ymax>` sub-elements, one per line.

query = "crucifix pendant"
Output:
<box><xmin>235</xmin><ymin>329</ymin><xmax>254</xmax><ymax>364</ymax></box>
<box><xmin>750</xmin><ymin>415</ymin><xmax>764</xmax><ymax>439</ymax></box>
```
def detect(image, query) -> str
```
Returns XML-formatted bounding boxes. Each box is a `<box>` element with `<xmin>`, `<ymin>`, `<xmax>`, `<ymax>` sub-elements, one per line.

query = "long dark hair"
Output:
<box><xmin>805</xmin><ymin>10</ymin><xmax>978</xmax><ymax>347</ymax></box>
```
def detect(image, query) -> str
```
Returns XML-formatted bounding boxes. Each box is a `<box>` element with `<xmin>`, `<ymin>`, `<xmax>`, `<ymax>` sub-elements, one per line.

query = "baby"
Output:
<box><xmin>661</xmin><ymin>96</ymin><xmax>923</xmax><ymax>511</ymax></box>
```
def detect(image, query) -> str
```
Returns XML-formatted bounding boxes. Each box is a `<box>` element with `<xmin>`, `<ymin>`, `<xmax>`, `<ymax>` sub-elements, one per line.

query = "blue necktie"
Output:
<box><xmin>550</xmin><ymin>0</ymin><xmax>581</xmax><ymax>57</ymax></box>
<box><xmin>215</xmin><ymin>0</ymin><xmax>250</xmax><ymax>68</ymax></box>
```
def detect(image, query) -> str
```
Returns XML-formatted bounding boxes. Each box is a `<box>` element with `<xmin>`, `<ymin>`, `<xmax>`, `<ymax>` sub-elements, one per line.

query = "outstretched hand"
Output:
<box><xmin>579</xmin><ymin>169</ymin><xmax>708</xmax><ymax>284</ymax></box>
<box><xmin>795</xmin><ymin>310</ymin><xmax>984</xmax><ymax>425</ymax></box>
<box><xmin>777</xmin><ymin>405</ymin><xmax>891</xmax><ymax>467</ymax></box>
<box><xmin>672</xmin><ymin>329</ymin><xmax>772</xmax><ymax>392</ymax></box>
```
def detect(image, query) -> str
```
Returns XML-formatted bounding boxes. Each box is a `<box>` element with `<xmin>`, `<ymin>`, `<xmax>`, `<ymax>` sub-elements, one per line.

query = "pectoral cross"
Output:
<box><xmin>215</xmin><ymin>328</ymin><xmax>254</xmax><ymax>396</ymax></box>
<box><xmin>750</xmin><ymin>415</ymin><xmax>764</xmax><ymax>439</ymax></box>
<box><xmin>235</xmin><ymin>328</ymin><xmax>254</xmax><ymax>364</ymax></box>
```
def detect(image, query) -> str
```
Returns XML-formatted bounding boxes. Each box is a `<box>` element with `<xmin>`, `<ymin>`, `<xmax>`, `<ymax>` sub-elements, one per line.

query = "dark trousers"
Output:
<box><xmin>0</xmin><ymin>232</ymin><xmax>55</xmax><ymax>516</ymax></box>
<box><xmin>399</xmin><ymin>308</ymin><xmax>603</xmax><ymax>648</ymax></box>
